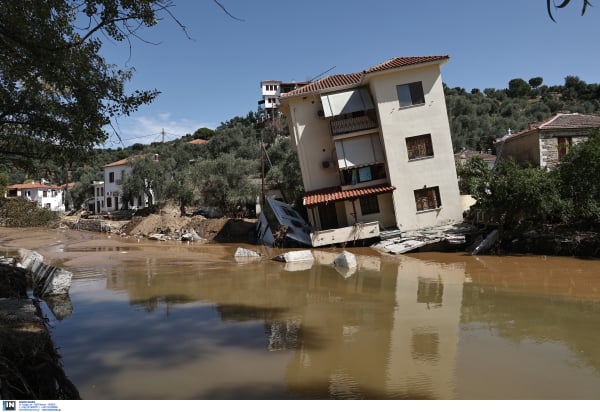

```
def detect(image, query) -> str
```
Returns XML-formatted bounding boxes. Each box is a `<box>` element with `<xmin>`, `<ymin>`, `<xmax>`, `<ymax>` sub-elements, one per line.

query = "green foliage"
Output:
<box><xmin>507</xmin><ymin>78</ymin><xmax>531</xmax><ymax>98</ymax></box>
<box><xmin>529</xmin><ymin>77</ymin><xmax>544</xmax><ymax>89</ymax></box>
<box><xmin>477</xmin><ymin>160</ymin><xmax>564</xmax><ymax>228</ymax></box>
<box><xmin>555</xmin><ymin>128</ymin><xmax>600</xmax><ymax>223</ymax></box>
<box><xmin>190</xmin><ymin>153</ymin><xmax>258</xmax><ymax>213</ymax></box>
<box><xmin>456</xmin><ymin>156</ymin><xmax>491</xmax><ymax>197</ymax></box>
<box><xmin>0</xmin><ymin>0</ymin><xmax>170</xmax><ymax>170</ymax></box>
<box><xmin>446</xmin><ymin>76</ymin><xmax>600</xmax><ymax>153</ymax></box>
<box><xmin>265</xmin><ymin>138</ymin><xmax>304</xmax><ymax>207</ymax></box>
<box><xmin>121</xmin><ymin>156</ymin><xmax>164</xmax><ymax>208</ymax></box>
<box><xmin>0</xmin><ymin>198</ymin><xmax>58</xmax><ymax>227</ymax></box>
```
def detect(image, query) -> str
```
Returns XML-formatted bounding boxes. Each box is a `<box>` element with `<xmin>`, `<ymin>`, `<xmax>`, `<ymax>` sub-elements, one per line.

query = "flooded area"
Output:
<box><xmin>2</xmin><ymin>227</ymin><xmax>600</xmax><ymax>399</ymax></box>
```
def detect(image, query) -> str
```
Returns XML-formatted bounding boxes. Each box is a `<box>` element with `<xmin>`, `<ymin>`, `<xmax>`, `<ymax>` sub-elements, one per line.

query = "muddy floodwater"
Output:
<box><xmin>2</xmin><ymin>227</ymin><xmax>600</xmax><ymax>400</ymax></box>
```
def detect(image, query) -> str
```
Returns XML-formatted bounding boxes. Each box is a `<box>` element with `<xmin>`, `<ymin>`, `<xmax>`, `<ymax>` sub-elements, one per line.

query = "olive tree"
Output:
<box><xmin>556</xmin><ymin>128</ymin><xmax>600</xmax><ymax>224</ymax></box>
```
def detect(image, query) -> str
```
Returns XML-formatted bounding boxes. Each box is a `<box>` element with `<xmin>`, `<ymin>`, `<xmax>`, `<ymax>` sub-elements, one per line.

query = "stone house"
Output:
<box><xmin>494</xmin><ymin>113</ymin><xmax>600</xmax><ymax>169</ymax></box>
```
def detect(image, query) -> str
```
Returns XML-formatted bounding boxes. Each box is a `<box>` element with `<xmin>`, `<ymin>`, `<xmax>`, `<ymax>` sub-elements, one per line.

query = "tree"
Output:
<box><xmin>477</xmin><ymin>160</ymin><xmax>564</xmax><ymax>228</ymax></box>
<box><xmin>265</xmin><ymin>138</ymin><xmax>304</xmax><ymax>207</ymax></box>
<box><xmin>0</xmin><ymin>0</ymin><xmax>177</xmax><ymax>171</ymax></box>
<box><xmin>191</xmin><ymin>153</ymin><xmax>258</xmax><ymax>213</ymax></box>
<box><xmin>455</xmin><ymin>156</ymin><xmax>491</xmax><ymax>197</ymax></box>
<box><xmin>556</xmin><ymin>128</ymin><xmax>600</xmax><ymax>224</ymax></box>
<box><xmin>529</xmin><ymin>77</ymin><xmax>544</xmax><ymax>89</ymax></box>
<box><xmin>121</xmin><ymin>156</ymin><xmax>165</xmax><ymax>209</ymax></box>
<box><xmin>507</xmin><ymin>78</ymin><xmax>531</xmax><ymax>98</ymax></box>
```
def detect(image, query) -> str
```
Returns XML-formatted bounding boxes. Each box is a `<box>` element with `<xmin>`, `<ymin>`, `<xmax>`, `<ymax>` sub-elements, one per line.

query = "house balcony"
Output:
<box><xmin>310</xmin><ymin>221</ymin><xmax>380</xmax><ymax>247</ymax></box>
<box><xmin>330</xmin><ymin>115</ymin><xmax>378</xmax><ymax>137</ymax></box>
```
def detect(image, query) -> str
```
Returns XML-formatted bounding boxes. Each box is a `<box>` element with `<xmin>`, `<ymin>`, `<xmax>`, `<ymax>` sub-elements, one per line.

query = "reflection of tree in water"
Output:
<box><xmin>216</xmin><ymin>304</ymin><xmax>301</xmax><ymax>351</ymax></box>
<box><xmin>266</xmin><ymin>319</ymin><xmax>301</xmax><ymax>351</ymax></box>
<box><xmin>130</xmin><ymin>294</ymin><xmax>196</xmax><ymax>314</ymax></box>
<box><xmin>417</xmin><ymin>276</ymin><xmax>444</xmax><ymax>309</ymax></box>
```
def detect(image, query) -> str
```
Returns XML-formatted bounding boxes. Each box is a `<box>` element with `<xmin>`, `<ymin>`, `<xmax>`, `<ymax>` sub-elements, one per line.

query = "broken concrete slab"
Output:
<box><xmin>234</xmin><ymin>247</ymin><xmax>262</xmax><ymax>258</ymax></box>
<box><xmin>273</xmin><ymin>250</ymin><xmax>314</xmax><ymax>263</ymax></box>
<box><xmin>18</xmin><ymin>249</ymin><xmax>72</xmax><ymax>297</ymax></box>
<box><xmin>333</xmin><ymin>250</ymin><xmax>357</xmax><ymax>269</ymax></box>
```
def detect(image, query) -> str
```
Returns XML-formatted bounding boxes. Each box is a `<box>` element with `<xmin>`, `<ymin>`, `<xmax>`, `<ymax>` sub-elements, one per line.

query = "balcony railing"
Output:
<box><xmin>330</xmin><ymin>115</ymin><xmax>378</xmax><ymax>136</ymax></box>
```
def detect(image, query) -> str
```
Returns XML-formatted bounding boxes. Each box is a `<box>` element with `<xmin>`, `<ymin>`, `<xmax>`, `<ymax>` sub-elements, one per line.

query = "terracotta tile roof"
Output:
<box><xmin>538</xmin><ymin>113</ymin><xmax>600</xmax><ymax>129</ymax></box>
<box><xmin>283</xmin><ymin>73</ymin><xmax>363</xmax><ymax>97</ymax></box>
<box><xmin>103</xmin><ymin>158</ymin><xmax>132</xmax><ymax>167</ymax></box>
<box><xmin>304</xmin><ymin>184</ymin><xmax>396</xmax><ymax>207</ymax></box>
<box><xmin>8</xmin><ymin>183</ymin><xmax>68</xmax><ymax>190</ymax></box>
<box><xmin>188</xmin><ymin>138</ymin><xmax>209</xmax><ymax>145</ymax></box>
<box><xmin>281</xmin><ymin>55</ymin><xmax>449</xmax><ymax>98</ymax></box>
<box><xmin>364</xmin><ymin>55</ymin><xmax>449</xmax><ymax>73</ymax></box>
<box><xmin>103</xmin><ymin>154</ymin><xmax>147</xmax><ymax>168</ymax></box>
<box><xmin>497</xmin><ymin>113</ymin><xmax>600</xmax><ymax>143</ymax></box>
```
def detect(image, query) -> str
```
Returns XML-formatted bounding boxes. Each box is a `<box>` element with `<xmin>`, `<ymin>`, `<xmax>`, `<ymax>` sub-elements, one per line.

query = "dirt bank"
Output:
<box><xmin>61</xmin><ymin>204</ymin><xmax>258</xmax><ymax>244</ymax></box>
<box><xmin>0</xmin><ymin>263</ymin><xmax>80</xmax><ymax>399</ymax></box>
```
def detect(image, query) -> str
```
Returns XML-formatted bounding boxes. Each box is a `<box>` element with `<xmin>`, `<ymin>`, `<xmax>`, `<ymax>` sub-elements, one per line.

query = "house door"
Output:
<box><xmin>318</xmin><ymin>203</ymin><xmax>338</xmax><ymax>230</ymax></box>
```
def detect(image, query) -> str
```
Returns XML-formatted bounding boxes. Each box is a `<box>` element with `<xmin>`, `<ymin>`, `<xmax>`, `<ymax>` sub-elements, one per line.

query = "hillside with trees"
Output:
<box><xmin>445</xmin><ymin>75</ymin><xmax>600</xmax><ymax>152</ymax></box>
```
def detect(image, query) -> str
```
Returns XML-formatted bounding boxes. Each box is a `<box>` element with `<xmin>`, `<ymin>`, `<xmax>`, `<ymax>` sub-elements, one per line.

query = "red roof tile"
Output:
<box><xmin>103</xmin><ymin>158</ymin><xmax>132</xmax><ymax>168</ymax></box>
<box><xmin>188</xmin><ymin>138</ymin><xmax>209</xmax><ymax>145</ymax></box>
<box><xmin>103</xmin><ymin>154</ymin><xmax>148</xmax><ymax>168</ymax></box>
<box><xmin>8</xmin><ymin>183</ymin><xmax>69</xmax><ymax>190</ymax></box>
<box><xmin>304</xmin><ymin>184</ymin><xmax>396</xmax><ymax>207</ymax></box>
<box><xmin>281</xmin><ymin>55</ymin><xmax>449</xmax><ymax>98</ymax></box>
<box><xmin>364</xmin><ymin>55</ymin><xmax>449</xmax><ymax>73</ymax></box>
<box><xmin>283</xmin><ymin>73</ymin><xmax>363</xmax><ymax>97</ymax></box>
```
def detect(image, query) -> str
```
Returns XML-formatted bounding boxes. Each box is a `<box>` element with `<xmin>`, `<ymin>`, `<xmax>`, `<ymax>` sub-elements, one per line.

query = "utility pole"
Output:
<box><xmin>161</xmin><ymin>128</ymin><xmax>165</xmax><ymax>143</ymax></box>
<box><xmin>261</xmin><ymin>129</ymin><xmax>265</xmax><ymax>207</ymax></box>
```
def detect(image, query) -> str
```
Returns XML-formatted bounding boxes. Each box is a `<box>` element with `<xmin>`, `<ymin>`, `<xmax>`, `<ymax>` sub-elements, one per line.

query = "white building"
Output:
<box><xmin>5</xmin><ymin>181</ymin><xmax>71</xmax><ymax>213</ymax></box>
<box><xmin>278</xmin><ymin>55</ymin><xmax>463</xmax><ymax>246</ymax></box>
<box><xmin>97</xmin><ymin>155</ymin><xmax>156</xmax><ymax>213</ymax></box>
<box><xmin>260</xmin><ymin>80</ymin><xmax>309</xmax><ymax>111</ymax></box>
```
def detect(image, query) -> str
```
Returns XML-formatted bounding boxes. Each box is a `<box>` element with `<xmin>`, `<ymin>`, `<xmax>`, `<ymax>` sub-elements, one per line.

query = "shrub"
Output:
<box><xmin>0</xmin><ymin>198</ymin><xmax>58</xmax><ymax>227</ymax></box>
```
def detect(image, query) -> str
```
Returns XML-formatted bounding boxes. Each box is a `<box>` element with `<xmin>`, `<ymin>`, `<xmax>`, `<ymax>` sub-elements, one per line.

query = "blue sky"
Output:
<box><xmin>98</xmin><ymin>0</ymin><xmax>600</xmax><ymax>147</ymax></box>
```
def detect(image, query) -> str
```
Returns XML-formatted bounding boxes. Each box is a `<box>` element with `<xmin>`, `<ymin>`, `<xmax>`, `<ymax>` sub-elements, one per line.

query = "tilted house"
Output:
<box><xmin>494</xmin><ymin>113</ymin><xmax>600</xmax><ymax>170</ymax></box>
<box><xmin>278</xmin><ymin>56</ymin><xmax>462</xmax><ymax>247</ymax></box>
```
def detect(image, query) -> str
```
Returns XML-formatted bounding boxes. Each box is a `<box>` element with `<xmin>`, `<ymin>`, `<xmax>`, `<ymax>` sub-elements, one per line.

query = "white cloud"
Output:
<box><xmin>101</xmin><ymin>113</ymin><xmax>216</xmax><ymax>148</ymax></box>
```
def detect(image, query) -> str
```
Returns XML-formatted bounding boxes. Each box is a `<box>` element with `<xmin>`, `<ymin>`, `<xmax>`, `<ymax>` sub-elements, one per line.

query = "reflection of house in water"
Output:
<box><xmin>284</xmin><ymin>257</ymin><xmax>466</xmax><ymax>399</ymax></box>
<box><xmin>384</xmin><ymin>258</ymin><xmax>464</xmax><ymax>399</ymax></box>
<box><xmin>100</xmin><ymin>250</ymin><xmax>467</xmax><ymax>399</ymax></box>
<box><xmin>417</xmin><ymin>276</ymin><xmax>444</xmax><ymax>309</ymax></box>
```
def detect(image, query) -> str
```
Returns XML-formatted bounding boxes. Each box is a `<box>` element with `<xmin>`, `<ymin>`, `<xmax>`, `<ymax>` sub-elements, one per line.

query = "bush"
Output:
<box><xmin>0</xmin><ymin>198</ymin><xmax>58</xmax><ymax>227</ymax></box>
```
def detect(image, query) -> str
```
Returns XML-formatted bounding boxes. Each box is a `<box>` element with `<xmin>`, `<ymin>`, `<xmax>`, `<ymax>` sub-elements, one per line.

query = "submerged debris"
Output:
<box><xmin>272</xmin><ymin>250</ymin><xmax>314</xmax><ymax>263</ymax></box>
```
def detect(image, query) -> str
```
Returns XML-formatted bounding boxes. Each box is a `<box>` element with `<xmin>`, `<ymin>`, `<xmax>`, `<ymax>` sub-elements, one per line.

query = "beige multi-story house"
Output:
<box><xmin>278</xmin><ymin>55</ymin><xmax>462</xmax><ymax>247</ymax></box>
<box><xmin>494</xmin><ymin>112</ymin><xmax>600</xmax><ymax>170</ymax></box>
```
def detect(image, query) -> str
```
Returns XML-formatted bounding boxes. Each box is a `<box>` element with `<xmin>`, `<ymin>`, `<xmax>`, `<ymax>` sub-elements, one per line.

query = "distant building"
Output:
<box><xmin>96</xmin><ymin>155</ymin><xmax>158</xmax><ymax>213</ymax></box>
<box><xmin>454</xmin><ymin>149</ymin><xmax>496</xmax><ymax>170</ymax></box>
<box><xmin>494</xmin><ymin>113</ymin><xmax>600</xmax><ymax>170</ymax></box>
<box><xmin>259</xmin><ymin>80</ymin><xmax>309</xmax><ymax>111</ymax></box>
<box><xmin>5</xmin><ymin>180</ymin><xmax>73</xmax><ymax>212</ymax></box>
<box><xmin>278</xmin><ymin>55</ymin><xmax>463</xmax><ymax>247</ymax></box>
